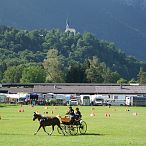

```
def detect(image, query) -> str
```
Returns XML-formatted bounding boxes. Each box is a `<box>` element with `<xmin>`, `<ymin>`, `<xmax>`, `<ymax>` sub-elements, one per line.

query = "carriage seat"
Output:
<box><xmin>60</xmin><ymin>117</ymin><xmax>72</xmax><ymax>124</ymax></box>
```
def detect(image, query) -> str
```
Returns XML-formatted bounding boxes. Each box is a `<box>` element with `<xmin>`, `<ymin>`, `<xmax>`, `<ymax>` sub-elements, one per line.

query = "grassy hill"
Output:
<box><xmin>0</xmin><ymin>26</ymin><xmax>145</xmax><ymax>82</ymax></box>
<box><xmin>0</xmin><ymin>0</ymin><xmax>146</xmax><ymax>60</ymax></box>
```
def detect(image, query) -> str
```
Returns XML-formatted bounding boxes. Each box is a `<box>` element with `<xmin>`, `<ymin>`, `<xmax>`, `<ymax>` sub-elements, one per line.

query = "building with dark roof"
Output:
<box><xmin>0</xmin><ymin>83</ymin><xmax>146</xmax><ymax>95</ymax></box>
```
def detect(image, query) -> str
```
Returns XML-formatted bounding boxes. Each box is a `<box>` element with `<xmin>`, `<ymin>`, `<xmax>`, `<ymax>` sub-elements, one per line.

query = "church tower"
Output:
<box><xmin>66</xmin><ymin>19</ymin><xmax>70</xmax><ymax>30</ymax></box>
<box><xmin>65</xmin><ymin>18</ymin><xmax>76</xmax><ymax>35</ymax></box>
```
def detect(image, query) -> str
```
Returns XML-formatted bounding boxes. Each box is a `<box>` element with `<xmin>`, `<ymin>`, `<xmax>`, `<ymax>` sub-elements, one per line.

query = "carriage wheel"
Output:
<box><xmin>57</xmin><ymin>124</ymin><xmax>65</xmax><ymax>135</ymax></box>
<box><xmin>79</xmin><ymin>121</ymin><xmax>87</xmax><ymax>134</ymax></box>
<box><xmin>68</xmin><ymin>125</ymin><xmax>78</xmax><ymax>135</ymax></box>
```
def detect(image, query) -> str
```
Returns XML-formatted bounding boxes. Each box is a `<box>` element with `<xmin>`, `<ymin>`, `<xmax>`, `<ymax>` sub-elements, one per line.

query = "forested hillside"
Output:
<box><xmin>0</xmin><ymin>26</ymin><xmax>146</xmax><ymax>83</ymax></box>
<box><xmin>0</xmin><ymin>0</ymin><xmax>146</xmax><ymax>60</ymax></box>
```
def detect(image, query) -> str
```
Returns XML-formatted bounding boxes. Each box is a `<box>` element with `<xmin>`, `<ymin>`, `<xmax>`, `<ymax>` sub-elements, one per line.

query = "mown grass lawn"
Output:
<box><xmin>0</xmin><ymin>104</ymin><xmax>146</xmax><ymax>146</ymax></box>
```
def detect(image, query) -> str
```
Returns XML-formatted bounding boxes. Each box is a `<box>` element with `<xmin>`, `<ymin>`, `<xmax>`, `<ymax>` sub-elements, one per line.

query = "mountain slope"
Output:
<box><xmin>0</xmin><ymin>0</ymin><xmax>146</xmax><ymax>60</ymax></box>
<box><xmin>0</xmin><ymin>26</ymin><xmax>145</xmax><ymax>81</ymax></box>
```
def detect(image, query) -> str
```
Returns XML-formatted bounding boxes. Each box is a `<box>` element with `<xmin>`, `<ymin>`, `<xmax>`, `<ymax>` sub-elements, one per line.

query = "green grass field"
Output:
<box><xmin>0</xmin><ymin>104</ymin><xmax>146</xmax><ymax>146</ymax></box>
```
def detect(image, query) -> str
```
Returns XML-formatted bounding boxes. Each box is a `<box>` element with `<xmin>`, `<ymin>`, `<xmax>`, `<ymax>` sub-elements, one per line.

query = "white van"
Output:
<box><xmin>106</xmin><ymin>99</ymin><xmax>126</xmax><ymax>106</ymax></box>
<box><xmin>80</xmin><ymin>95</ymin><xmax>91</xmax><ymax>105</ymax></box>
<box><xmin>91</xmin><ymin>95</ymin><xmax>104</xmax><ymax>105</ymax></box>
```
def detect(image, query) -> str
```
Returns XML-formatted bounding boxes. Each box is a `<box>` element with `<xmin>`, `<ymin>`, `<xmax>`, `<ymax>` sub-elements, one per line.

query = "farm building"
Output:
<box><xmin>1</xmin><ymin>83</ymin><xmax>146</xmax><ymax>105</ymax></box>
<box><xmin>0</xmin><ymin>83</ymin><xmax>146</xmax><ymax>95</ymax></box>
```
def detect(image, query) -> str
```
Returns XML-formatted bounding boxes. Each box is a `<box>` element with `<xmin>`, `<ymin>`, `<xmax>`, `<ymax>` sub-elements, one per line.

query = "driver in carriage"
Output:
<box><xmin>65</xmin><ymin>106</ymin><xmax>82</xmax><ymax>124</ymax></box>
<box><xmin>66</xmin><ymin>106</ymin><xmax>75</xmax><ymax>124</ymax></box>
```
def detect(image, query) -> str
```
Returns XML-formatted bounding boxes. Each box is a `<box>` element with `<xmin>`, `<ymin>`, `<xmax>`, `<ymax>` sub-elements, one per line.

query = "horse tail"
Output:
<box><xmin>56</xmin><ymin>115</ymin><xmax>61</xmax><ymax>119</ymax></box>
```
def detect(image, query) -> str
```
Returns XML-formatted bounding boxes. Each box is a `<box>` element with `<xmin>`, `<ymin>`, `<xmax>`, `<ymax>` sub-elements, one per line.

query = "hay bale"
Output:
<box><xmin>133</xmin><ymin>112</ymin><xmax>138</xmax><ymax>116</ymax></box>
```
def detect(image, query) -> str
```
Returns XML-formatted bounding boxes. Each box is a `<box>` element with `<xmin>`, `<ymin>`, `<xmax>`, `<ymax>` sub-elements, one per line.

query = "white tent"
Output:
<box><xmin>6</xmin><ymin>94</ymin><xmax>20</xmax><ymax>103</ymax></box>
<box><xmin>6</xmin><ymin>94</ymin><xmax>20</xmax><ymax>99</ymax></box>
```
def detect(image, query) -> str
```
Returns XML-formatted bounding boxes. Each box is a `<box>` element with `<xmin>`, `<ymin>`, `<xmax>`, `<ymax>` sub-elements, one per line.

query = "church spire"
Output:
<box><xmin>66</xmin><ymin>18</ymin><xmax>69</xmax><ymax>29</ymax></box>
<box><xmin>65</xmin><ymin>18</ymin><xmax>76</xmax><ymax>35</ymax></box>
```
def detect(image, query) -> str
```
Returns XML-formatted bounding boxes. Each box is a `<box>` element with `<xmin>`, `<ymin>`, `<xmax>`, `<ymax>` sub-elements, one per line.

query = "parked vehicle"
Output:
<box><xmin>65</xmin><ymin>95</ymin><xmax>79</xmax><ymax>106</ymax></box>
<box><xmin>112</xmin><ymin>95</ymin><xmax>126</xmax><ymax>100</ymax></box>
<box><xmin>91</xmin><ymin>95</ymin><xmax>103</xmax><ymax>106</ymax></box>
<box><xmin>44</xmin><ymin>93</ymin><xmax>67</xmax><ymax>105</ymax></box>
<box><xmin>126</xmin><ymin>96</ymin><xmax>146</xmax><ymax>106</ymax></box>
<box><xmin>0</xmin><ymin>93</ymin><xmax>9</xmax><ymax>103</ymax></box>
<box><xmin>44</xmin><ymin>93</ymin><xmax>56</xmax><ymax>105</ymax></box>
<box><xmin>17</xmin><ymin>93</ymin><xmax>29</xmax><ymax>104</ymax></box>
<box><xmin>17</xmin><ymin>97</ymin><xmax>26</xmax><ymax>104</ymax></box>
<box><xmin>106</xmin><ymin>99</ymin><xmax>126</xmax><ymax>106</ymax></box>
<box><xmin>93</xmin><ymin>98</ymin><xmax>104</xmax><ymax>106</ymax></box>
<box><xmin>80</xmin><ymin>95</ymin><xmax>91</xmax><ymax>105</ymax></box>
<box><xmin>55</xmin><ymin>94</ymin><xmax>66</xmax><ymax>105</ymax></box>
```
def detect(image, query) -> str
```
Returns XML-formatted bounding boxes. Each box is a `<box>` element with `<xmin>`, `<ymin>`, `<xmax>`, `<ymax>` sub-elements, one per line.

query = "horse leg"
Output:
<box><xmin>34</xmin><ymin>125</ymin><xmax>41</xmax><ymax>135</ymax></box>
<box><xmin>58</xmin><ymin>124</ymin><xmax>65</xmax><ymax>136</ymax></box>
<box><xmin>42</xmin><ymin>126</ymin><xmax>49</xmax><ymax>135</ymax></box>
<box><xmin>49</xmin><ymin>126</ymin><xmax>54</xmax><ymax>135</ymax></box>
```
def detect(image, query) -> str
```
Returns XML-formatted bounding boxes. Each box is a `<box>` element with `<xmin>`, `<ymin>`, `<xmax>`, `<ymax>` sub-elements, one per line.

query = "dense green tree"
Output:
<box><xmin>85</xmin><ymin>57</ymin><xmax>104</xmax><ymax>83</ymax></box>
<box><xmin>129</xmin><ymin>78</ymin><xmax>137</xmax><ymax>83</ymax></box>
<box><xmin>0</xmin><ymin>26</ymin><xmax>146</xmax><ymax>83</ymax></box>
<box><xmin>137</xmin><ymin>67</ymin><xmax>146</xmax><ymax>84</ymax></box>
<box><xmin>0</xmin><ymin>62</ymin><xmax>7</xmax><ymax>82</ymax></box>
<box><xmin>20</xmin><ymin>65</ymin><xmax>46</xmax><ymax>83</ymax></box>
<box><xmin>65</xmin><ymin>62</ymin><xmax>85</xmax><ymax>83</ymax></box>
<box><xmin>102</xmin><ymin>67</ymin><xmax>120</xmax><ymax>83</ymax></box>
<box><xmin>2</xmin><ymin>66</ymin><xmax>22</xmax><ymax>83</ymax></box>
<box><xmin>0</xmin><ymin>71</ymin><xmax>3</xmax><ymax>82</ymax></box>
<box><xmin>84</xmin><ymin>57</ymin><xmax>120</xmax><ymax>83</ymax></box>
<box><xmin>117</xmin><ymin>78</ymin><xmax>128</xmax><ymax>84</ymax></box>
<box><xmin>43</xmin><ymin>29</ymin><xmax>62</xmax><ymax>50</ymax></box>
<box><xmin>43</xmin><ymin>49</ymin><xmax>65</xmax><ymax>82</ymax></box>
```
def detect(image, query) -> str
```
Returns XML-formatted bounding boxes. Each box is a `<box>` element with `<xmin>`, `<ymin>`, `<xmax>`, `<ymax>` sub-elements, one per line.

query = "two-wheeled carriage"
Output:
<box><xmin>57</xmin><ymin>116</ymin><xmax>87</xmax><ymax>136</ymax></box>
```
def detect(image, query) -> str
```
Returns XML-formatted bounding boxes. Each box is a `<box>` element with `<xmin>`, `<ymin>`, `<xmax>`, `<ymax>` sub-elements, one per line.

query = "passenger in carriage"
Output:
<box><xmin>75</xmin><ymin>107</ymin><xmax>82</xmax><ymax>121</ymax></box>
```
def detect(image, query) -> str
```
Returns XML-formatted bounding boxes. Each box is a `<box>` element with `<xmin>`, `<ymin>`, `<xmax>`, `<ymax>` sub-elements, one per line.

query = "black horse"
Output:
<box><xmin>33</xmin><ymin>112</ymin><xmax>65</xmax><ymax>135</ymax></box>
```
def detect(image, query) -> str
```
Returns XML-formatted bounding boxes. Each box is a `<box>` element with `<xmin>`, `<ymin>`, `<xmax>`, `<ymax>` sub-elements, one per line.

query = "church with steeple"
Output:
<box><xmin>65</xmin><ymin>19</ymin><xmax>76</xmax><ymax>35</ymax></box>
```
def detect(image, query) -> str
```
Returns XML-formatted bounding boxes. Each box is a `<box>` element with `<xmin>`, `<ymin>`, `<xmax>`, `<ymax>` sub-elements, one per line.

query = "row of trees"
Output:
<box><xmin>0</xmin><ymin>26</ymin><xmax>146</xmax><ymax>83</ymax></box>
<box><xmin>1</xmin><ymin>48</ymin><xmax>146</xmax><ymax>84</ymax></box>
